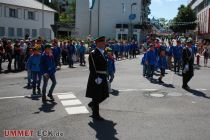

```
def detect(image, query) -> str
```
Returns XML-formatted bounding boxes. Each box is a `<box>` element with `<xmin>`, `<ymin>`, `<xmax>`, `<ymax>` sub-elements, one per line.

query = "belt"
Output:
<box><xmin>96</xmin><ymin>71</ymin><xmax>107</xmax><ymax>75</ymax></box>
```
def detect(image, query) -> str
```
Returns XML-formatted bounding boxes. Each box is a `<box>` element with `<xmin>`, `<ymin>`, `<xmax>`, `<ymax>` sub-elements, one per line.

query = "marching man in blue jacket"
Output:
<box><xmin>27</xmin><ymin>47</ymin><xmax>42</xmax><ymax>95</ymax></box>
<box><xmin>41</xmin><ymin>44</ymin><xmax>57</xmax><ymax>103</ymax></box>
<box><xmin>146</xmin><ymin>44</ymin><xmax>156</xmax><ymax>81</ymax></box>
<box><xmin>157</xmin><ymin>49</ymin><xmax>168</xmax><ymax>83</ymax></box>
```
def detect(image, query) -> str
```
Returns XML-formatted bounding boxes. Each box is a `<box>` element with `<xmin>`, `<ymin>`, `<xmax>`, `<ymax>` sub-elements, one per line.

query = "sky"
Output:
<box><xmin>149</xmin><ymin>0</ymin><xmax>188</xmax><ymax>20</ymax></box>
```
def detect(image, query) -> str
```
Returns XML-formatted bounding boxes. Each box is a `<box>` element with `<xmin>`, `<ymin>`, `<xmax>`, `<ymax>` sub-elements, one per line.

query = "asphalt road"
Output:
<box><xmin>0</xmin><ymin>55</ymin><xmax>210</xmax><ymax>140</ymax></box>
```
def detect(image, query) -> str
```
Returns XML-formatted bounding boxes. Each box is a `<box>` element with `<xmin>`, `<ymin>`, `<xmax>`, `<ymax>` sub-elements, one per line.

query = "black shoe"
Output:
<box><xmin>182</xmin><ymin>85</ymin><xmax>190</xmax><ymax>90</ymax></box>
<box><xmin>37</xmin><ymin>88</ymin><xmax>41</xmax><ymax>95</ymax></box>
<box><xmin>32</xmin><ymin>88</ymin><xmax>36</xmax><ymax>95</ymax></box>
<box><xmin>92</xmin><ymin>115</ymin><xmax>105</xmax><ymax>121</ymax></box>
<box><xmin>88</xmin><ymin>102</ymin><xmax>93</xmax><ymax>108</ymax></box>
<box><xmin>47</xmin><ymin>94</ymin><xmax>55</xmax><ymax>101</ymax></box>
<box><xmin>158</xmin><ymin>79</ymin><xmax>164</xmax><ymax>84</ymax></box>
<box><xmin>42</xmin><ymin>96</ymin><xmax>47</xmax><ymax>103</ymax></box>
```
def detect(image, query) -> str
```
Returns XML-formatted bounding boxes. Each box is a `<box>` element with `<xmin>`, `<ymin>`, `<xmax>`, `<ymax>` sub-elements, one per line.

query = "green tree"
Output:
<box><xmin>170</xmin><ymin>5</ymin><xmax>197</xmax><ymax>33</ymax></box>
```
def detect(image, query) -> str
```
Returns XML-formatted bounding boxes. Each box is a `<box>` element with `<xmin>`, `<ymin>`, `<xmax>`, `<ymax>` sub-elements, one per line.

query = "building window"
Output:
<box><xmin>8</xmin><ymin>27</ymin><xmax>15</xmax><ymax>37</ymax></box>
<box><xmin>25</xmin><ymin>29</ymin><xmax>30</xmax><ymax>36</ymax></box>
<box><xmin>17</xmin><ymin>28</ymin><xmax>22</xmax><ymax>37</ymax></box>
<box><xmin>9</xmin><ymin>8</ymin><xmax>18</xmax><ymax>18</ymax></box>
<box><xmin>32</xmin><ymin>29</ymin><xmax>37</xmax><ymax>38</ymax></box>
<box><xmin>0</xmin><ymin>27</ymin><xmax>5</xmax><ymax>36</ymax></box>
<box><xmin>28</xmin><ymin>11</ymin><xmax>35</xmax><ymax>20</ymax></box>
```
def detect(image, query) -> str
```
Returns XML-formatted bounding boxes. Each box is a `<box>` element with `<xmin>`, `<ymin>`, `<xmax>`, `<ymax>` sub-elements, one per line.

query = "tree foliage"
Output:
<box><xmin>170</xmin><ymin>5</ymin><xmax>197</xmax><ymax>33</ymax></box>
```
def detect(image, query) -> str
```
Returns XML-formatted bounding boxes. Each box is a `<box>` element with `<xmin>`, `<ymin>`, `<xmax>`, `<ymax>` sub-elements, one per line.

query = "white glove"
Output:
<box><xmin>183</xmin><ymin>64</ymin><xmax>189</xmax><ymax>74</ymax></box>
<box><xmin>95</xmin><ymin>77</ymin><xmax>102</xmax><ymax>85</ymax></box>
<box><xmin>44</xmin><ymin>73</ymin><xmax>49</xmax><ymax>79</ymax></box>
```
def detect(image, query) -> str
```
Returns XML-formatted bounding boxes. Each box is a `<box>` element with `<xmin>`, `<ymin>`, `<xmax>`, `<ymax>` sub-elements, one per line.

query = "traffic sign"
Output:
<box><xmin>129</xmin><ymin>14</ymin><xmax>136</xmax><ymax>20</ymax></box>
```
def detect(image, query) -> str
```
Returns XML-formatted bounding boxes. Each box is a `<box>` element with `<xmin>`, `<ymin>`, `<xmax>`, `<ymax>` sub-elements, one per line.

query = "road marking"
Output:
<box><xmin>61</xmin><ymin>99</ymin><xmax>82</xmax><ymax>106</ymax></box>
<box><xmin>150</xmin><ymin>93</ymin><xmax>165</xmax><ymax>98</ymax></box>
<box><xmin>0</xmin><ymin>95</ymin><xmax>25</xmax><ymax>100</ymax></box>
<box><xmin>65</xmin><ymin>106</ymin><xmax>89</xmax><ymax>115</ymax></box>
<box><xmin>118</xmin><ymin>88</ymin><xmax>159</xmax><ymax>92</ymax></box>
<box><xmin>168</xmin><ymin>92</ymin><xmax>183</xmax><ymax>97</ymax></box>
<box><xmin>58</xmin><ymin>92</ymin><xmax>90</xmax><ymax>115</ymax></box>
<box><xmin>195</xmin><ymin>89</ymin><xmax>208</xmax><ymax>91</ymax></box>
<box><xmin>57</xmin><ymin>94</ymin><xmax>76</xmax><ymax>100</ymax></box>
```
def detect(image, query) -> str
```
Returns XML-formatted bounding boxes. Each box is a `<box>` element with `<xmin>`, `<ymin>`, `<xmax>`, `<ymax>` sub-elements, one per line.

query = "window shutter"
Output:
<box><xmin>18</xmin><ymin>9</ymin><xmax>21</xmax><ymax>19</ymax></box>
<box><xmin>5</xmin><ymin>6</ymin><xmax>9</xmax><ymax>17</ymax></box>
<box><xmin>24</xmin><ymin>9</ymin><xmax>28</xmax><ymax>19</ymax></box>
<box><xmin>35</xmin><ymin>11</ymin><xmax>39</xmax><ymax>21</ymax></box>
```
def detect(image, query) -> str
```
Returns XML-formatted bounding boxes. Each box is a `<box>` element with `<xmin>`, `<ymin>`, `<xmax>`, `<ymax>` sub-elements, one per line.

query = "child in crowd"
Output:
<box><xmin>157</xmin><ymin>49</ymin><xmax>168</xmax><ymax>83</ymax></box>
<box><xmin>106</xmin><ymin>47</ymin><xmax>116</xmax><ymax>93</ymax></box>
<box><xmin>141</xmin><ymin>53</ymin><xmax>147</xmax><ymax>77</ymax></box>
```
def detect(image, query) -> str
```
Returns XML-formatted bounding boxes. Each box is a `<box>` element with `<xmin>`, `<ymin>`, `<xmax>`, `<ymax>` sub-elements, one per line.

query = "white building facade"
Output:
<box><xmin>189</xmin><ymin>0</ymin><xmax>210</xmax><ymax>39</ymax></box>
<box><xmin>0</xmin><ymin>0</ymin><xmax>56</xmax><ymax>40</ymax></box>
<box><xmin>75</xmin><ymin>0</ymin><xmax>142</xmax><ymax>42</ymax></box>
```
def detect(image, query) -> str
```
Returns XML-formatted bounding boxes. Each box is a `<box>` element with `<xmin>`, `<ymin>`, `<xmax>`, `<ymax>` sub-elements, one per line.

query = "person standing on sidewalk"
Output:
<box><xmin>79</xmin><ymin>41</ymin><xmax>86</xmax><ymax>66</ymax></box>
<box><xmin>86</xmin><ymin>36</ymin><xmax>109</xmax><ymax>120</ymax></box>
<box><xmin>67</xmin><ymin>40</ymin><xmax>76</xmax><ymax>68</ymax></box>
<box><xmin>41</xmin><ymin>44</ymin><xmax>57</xmax><ymax>103</ymax></box>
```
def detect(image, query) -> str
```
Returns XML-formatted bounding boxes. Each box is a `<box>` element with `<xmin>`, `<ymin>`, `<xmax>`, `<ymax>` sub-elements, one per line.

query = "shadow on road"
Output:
<box><xmin>150</xmin><ymin>79</ymin><xmax>175</xmax><ymax>88</ymax></box>
<box><xmin>33</xmin><ymin>102</ymin><xmax>57</xmax><ymax>114</ymax></box>
<box><xmin>25</xmin><ymin>95</ymin><xmax>41</xmax><ymax>101</ymax></box>
<box><xmin>89</xmin><ymin>119</ymin><xmax>118</xmax><ymax>140</ymax></box>
<box><xmin>187</xmin><ymin>89</ymin><xmax>210</xmax><ymax>99</ymax></box>
<box><xmin>110</xmin><ymin>89</ymin><xmax>119</xmax><ymax>96</ymax></box>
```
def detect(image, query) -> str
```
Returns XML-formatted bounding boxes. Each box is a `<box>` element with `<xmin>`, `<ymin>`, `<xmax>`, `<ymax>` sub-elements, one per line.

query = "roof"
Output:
<box><xmin>0</xmin><ymin>0</ymin><xmax>57</xmax><ymax>12</ymax></box>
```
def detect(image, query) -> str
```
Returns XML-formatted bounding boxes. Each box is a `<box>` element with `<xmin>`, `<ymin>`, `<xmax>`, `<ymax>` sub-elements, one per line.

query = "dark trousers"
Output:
<box><xmin>182</xmin><ymin>71</ymin><xmax>193</xmax><ymax>87</ymax></box>
<box><xmin>68</xmin><ymin>54</ymin><xmax>74</xmax><ymax>67</ymax></box>
<box><xmin>7</xmin><ymin>54</ymin><xmax>12</xmax><ymax>71</ymax></box>
<box><xmin>91</xmin><ymin>97</ymin><xmax>105</xmax><ymax>117</ymax></box>
<box><xmin>32</xmin><ymin>71</ymin><xmax>42</xmax><ymax>89</ymax></box>
<box><xmin>0</xmin><ymin>56</ymin><xmax>2</xmax><ymax>70</ymax></box>
<box><xmin>62</xmin><ymin>52</ymin><xmax>67</xmax><ymax>65</ymax></box>
<box><xmin>143</xmin><ymin>64</ymin><xmax>148</xmax><ymax>76</ymax></box>
<box><xmin>14</xmin><ymin>55</ymin><xmax>21</xmax><ymax>71</ymax></box>
<box><xmin>54</xmin><ymin>56</ymin><xmax>61</xmax><ymax>67</ymax></box>
<box><xmin>148</xmin><ymin>65</ymin><xmax>155</xmax><ymax>78</ymax></box>
<box><xmin>42</xmin><ymin>74</ymin><xmax>57</xmax><ymax>97</ymax></box>
<box><xmin>79</xmin><ymin>53</ymin><xmax>85</xmax><ymax>65</ymax></box>
<box><xmin>132</xmin><ymin>50</ymin><xmax>136</xmax><ymax>58</ymax></box>
<box><xmin>114</xmin><ymin>52</ymin><xmax>119</xmax><ymax>60</ymax></box>
<box><xmin>174</xmin><ymin>58</ymin><xmax>181</xmax><ymax>72</ymax></box>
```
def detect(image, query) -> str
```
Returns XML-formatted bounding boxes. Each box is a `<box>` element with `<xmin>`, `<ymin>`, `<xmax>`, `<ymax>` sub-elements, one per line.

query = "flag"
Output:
<box><xmin>122</xmin><ymin>3</ymin><xmax>125</xmax><ymax>13</ymax></box>
<box><xmin>89</xmin><ymin>0</ymin><xmax>95</xmax><ymax>9</ymax></box>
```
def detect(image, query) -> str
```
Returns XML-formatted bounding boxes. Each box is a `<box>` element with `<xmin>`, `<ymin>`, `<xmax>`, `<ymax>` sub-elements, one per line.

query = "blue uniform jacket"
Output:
<box><xmin>27</xmin><ymin>54</ymin><xmax>41</xmax><ymax>72</ymax></box>
<box><xmin>146</xmin><ymin>50</ymin><xmax>156</xmax><ymax>65</ymax></box>
<box><xmin>158</xmin><ymin>56</ymin><xmax>167</xmax><ymax>69</ymax></box>
<box><xmin>107</xmin><ymin>57</ymin><xmax>115</xmax><ymax>74</ymax></box>
<box><xmin>114</xmin><ymin>44</ymin><xmax>120</xmax><ymax>52</ymax></box>
<box><xmin>52</xmin><ymin>46</ymin><xmax>61</xmax><ymax>58</ymax></box>
<box><xmin>40</xmin><ymin>53</ymin><xmax>56</xmax><ymax>76</ymax></box>
<box><xmin>79</xmin><ymin>45</ymin><xmax>86</xmax><ymax>54</ymax></box>
<box><xmin>67</xmin><ymin>44</ymin><xmax>75</xmax><ymax>55</ymax></box>
<box><xmin>141</xmin><ymin>53</ymin><xmax>147</xmax><ymax>65</ymax></box>
<box><xmin>172</xmin><ymin>46</ymin><xmax>182</xmax><ymax>59</ymax></box>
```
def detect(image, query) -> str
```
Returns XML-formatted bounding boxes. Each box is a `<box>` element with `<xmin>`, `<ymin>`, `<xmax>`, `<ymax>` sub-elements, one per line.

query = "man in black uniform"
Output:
<box><xmin>86</xmin><ymin>36</ymin><xmax>109</xmax><ymax>120</ymax></box>
<box><xmin>182</xmin><ymin>38</ymin><xmax>194</xmax><ymax>90</ymax></box>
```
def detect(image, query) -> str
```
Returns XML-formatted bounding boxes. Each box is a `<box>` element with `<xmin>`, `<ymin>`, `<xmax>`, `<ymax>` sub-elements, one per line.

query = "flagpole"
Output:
<box><xmin>97</xmin><ymin>0</ymin><xmax>100</xmax><ymax>37</ymax></box>
<box><xmin>42</xmin><ymin>0</ymin><xmax>44</xmax><ymax>37</ymax></box>
<box><xmin>89</xmin><ymin>10</ymin><xmax>92</xmax><ymax>35</ymax></box>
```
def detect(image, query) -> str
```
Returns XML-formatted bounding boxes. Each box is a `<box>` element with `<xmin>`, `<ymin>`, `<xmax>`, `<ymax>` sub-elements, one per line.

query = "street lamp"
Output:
<box><xmin>121</xmin><ymin>3</ymin><xmax>125</xmax><ymax>40</ymax></box>
<box><xmin>130</xmin><ymin>2</ymin><xmax>137</xmax><ymax>41</ymax></box>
